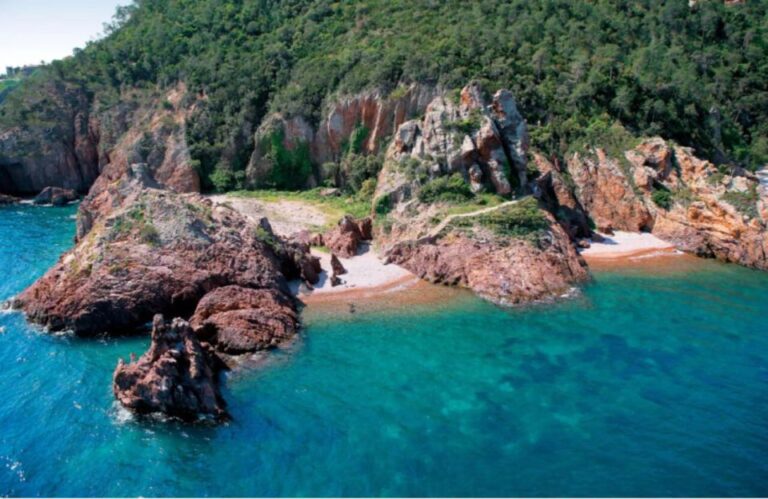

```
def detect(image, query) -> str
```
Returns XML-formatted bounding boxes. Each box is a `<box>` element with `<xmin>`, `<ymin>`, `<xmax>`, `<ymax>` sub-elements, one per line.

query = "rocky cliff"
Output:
<box><xmin>554</xmin><ymin>138</ymin><xmax>768</xmax><ymax>269</ymax></box>
<box><xmin>0</xmin><ymin>81</ymin><xmax>99</xmax><ymax>194</ymax></box>
<box><xmin>246</xmin><ymin>84</ymin><xmax>437</xmax><ymax>188</ymax></box>
<box><xmin>372</xmin><ymin>84</ymin><xmax>588</xmax><ymax>305</ymax></box>
<box><xmin>0</xmin><ymin>83</ymin><xmax>199</xmax><ymax>208</ymax></box>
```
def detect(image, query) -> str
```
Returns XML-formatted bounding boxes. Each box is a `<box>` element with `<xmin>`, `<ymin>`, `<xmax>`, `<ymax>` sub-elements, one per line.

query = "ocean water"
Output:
<box><xmin>1</xmin><ymin>204</ymin><xmax>767</xmax><ymax>497</ymax></box>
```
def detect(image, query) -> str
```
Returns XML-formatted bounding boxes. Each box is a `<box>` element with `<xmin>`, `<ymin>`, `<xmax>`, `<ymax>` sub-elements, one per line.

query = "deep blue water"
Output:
<box><xmin>1</xmin><ymin>204</ymin><xmax>768</xmax><ymax>497</ymax></box>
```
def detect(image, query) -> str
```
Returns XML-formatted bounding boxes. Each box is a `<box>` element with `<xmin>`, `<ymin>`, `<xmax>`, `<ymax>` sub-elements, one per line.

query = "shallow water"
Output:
<box><xmin>1</xmin><ymin>204</ymin><xmax>767</xmax><ymax>497</ymax></box>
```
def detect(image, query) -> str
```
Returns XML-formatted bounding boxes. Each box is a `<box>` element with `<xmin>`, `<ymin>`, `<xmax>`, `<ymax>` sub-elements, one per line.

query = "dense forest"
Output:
<box><xmin>1</xmin><ymin>0</ymin><xmax>767</xmax><ymax>191</ymax></box>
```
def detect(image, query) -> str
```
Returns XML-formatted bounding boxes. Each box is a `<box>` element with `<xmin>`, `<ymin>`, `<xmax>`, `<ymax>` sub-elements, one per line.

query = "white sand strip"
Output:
<box><xmin>290</xmin><ymin>243</ymin><xmax>416</xmax><ymax>296</ymax></box>
<box><xmin>580</xmin><ymin>231</ymin><xmax>677</xmax><ymax>259</ymax></box>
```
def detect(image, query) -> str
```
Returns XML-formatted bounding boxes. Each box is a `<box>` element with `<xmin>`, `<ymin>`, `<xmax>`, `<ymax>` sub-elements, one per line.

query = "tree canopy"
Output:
<box><xmin>2</xmin><ymin>0</ymin><xmax>767</xmax><ymax>190</ymax></box>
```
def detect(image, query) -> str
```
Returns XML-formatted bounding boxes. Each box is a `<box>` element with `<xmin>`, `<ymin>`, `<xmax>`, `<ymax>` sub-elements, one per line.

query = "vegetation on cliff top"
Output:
<box><xmin>1</xmin><ymin>0</ymin><xmax>767</xmax><ymax>190</ymax></box>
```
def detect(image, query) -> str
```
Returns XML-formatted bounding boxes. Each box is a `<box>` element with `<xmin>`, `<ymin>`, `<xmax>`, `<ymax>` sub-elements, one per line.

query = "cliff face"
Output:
<box><xmin>373</xmin><ymin>84</ymin><xmax>588</xmax><ymax>305</ymax></box>
<box><xmin>560</xmin><ymin>138</ymin><xmax>768</xmax><ymax>269</ymax></box>
<box><xmin>0</xmin><ymin>83</ymin><xmax>199</xmax><ymax>211</ymax></box>
<box><xmin>75</xmin><ymin>85</ymin><xmax>200</xmax><ymax>240</ymax></box>
<box><xmin>0</xmin><ymin>82</ymin><xmax>100</xmax><ymax>195</ymax></box>
<box><xmin>246</xmin><ymin>84</ymin><xmax>437</xmax><ymax>188</ymax></box>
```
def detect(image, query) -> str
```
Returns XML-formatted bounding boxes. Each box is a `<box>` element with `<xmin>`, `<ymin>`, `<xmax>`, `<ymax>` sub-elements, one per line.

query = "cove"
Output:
<box><xmin>1</xmin><ymin>204</ymin><xmax>767</xmax><ymax>497</ymax></box>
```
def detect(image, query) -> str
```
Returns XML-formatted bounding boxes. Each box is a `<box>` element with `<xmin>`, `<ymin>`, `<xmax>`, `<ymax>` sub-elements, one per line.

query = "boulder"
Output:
<box><xmin>330</xmin><ymin>253</ymin><xmax>347</xmax><ymax>275</ymax></box>
<box><xmin>33</xmin><ymin>186</ymin><xmax>79</xmax><ymax>206</ymax></box>
<box><xmin>190</xmin><ymin>286</ymin><xmax>298</xmax><ymax>355</ymax></box>
<box><xmin>113</xmin><ymin>314</ymin><xmax>227</xmax><ymax>421</ymax></box>
<box><xmin>323</xmin><ymin>215</ymin><xmax>365</xmax><ymax>258</ymax></box>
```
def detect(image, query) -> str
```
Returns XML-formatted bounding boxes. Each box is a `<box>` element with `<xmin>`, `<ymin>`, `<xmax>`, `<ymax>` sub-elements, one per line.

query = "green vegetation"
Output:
<box><xmin>1</xmin><ymin>0</ymin><xmax>767</xmax><ymax>191</ymax></box>
<box><xmin>419</xmin><ymin>174</ymin><xmax>474</xmax><ymax>203</ymax></box>
<box><xmin>449</xmin><ymin>197</ymin><xmax>550</xmax><ymax>239</ymax></box>
<box><xmin>445</xmin><ymin>109</ymin><xmax>484</xmax><ymax>136</ymax></box>
<box><xmin>253</xmin><ymin>225</ymin><xmax>279</xmax><ymax>251</ymax></box>
<box><xmin>722</xmin><ymin>184</ymin><xmax>759</xmax><ymax>218</ymax></box>
<box><xmin>110</xmin><ymin>203</ymin><xmax>160</xmax><ymax>245</ymax></box>
<box><xmin>230</xmin><ymin>188</ymin><xmax>370</xmax><ymax>221</ymax></box>
<box><xmin>652</xmin><ymin>188</ymin><xmax>673</xmax><ymax>210</ymax></box>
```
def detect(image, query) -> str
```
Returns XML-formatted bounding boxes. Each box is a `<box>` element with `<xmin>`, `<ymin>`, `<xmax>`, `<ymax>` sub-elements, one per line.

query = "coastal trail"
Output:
<box><xmin>427</xmin><ymin>199</ymin><xmax>520</xmax><ymax>238</ymax></box>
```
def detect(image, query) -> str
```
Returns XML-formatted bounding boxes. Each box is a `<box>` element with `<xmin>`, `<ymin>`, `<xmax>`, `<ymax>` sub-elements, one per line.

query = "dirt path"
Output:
<box><xmin>209</xmin><ymin>195</ymin><xmax>328</xmax><ymax>237</ymax></box>
<box><xmin>427</xmin><ymin>200</ymin><xmax>519</xmax><ymax>238</ymax></box>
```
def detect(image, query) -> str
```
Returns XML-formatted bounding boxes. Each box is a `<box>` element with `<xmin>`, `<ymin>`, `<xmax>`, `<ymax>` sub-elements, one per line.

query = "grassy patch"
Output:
<box><xmin>721</xmin><ymin>184</ymin><xmax>759</xmax><ymax>219</ymax></box>
<box><xmin>447</xmin><ymin>197</ymin><xmax>549</xmax><ymax>240</ymax></box>
<box><xmin>229</xmin><ymin>188</ymin><xmax>371</xmax><ymax>221</ymax></box>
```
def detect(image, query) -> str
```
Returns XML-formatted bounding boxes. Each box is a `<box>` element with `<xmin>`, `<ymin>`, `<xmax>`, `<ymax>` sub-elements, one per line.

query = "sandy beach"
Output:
<box><xmin>290</xmin><ymin>243</ymin><xmax>421</xmax><ymax>302</ymax></box>
<box><xmin>580</xmin><ymin>231</ymin><xmax>679</xmax><ymax>260</ymax></box>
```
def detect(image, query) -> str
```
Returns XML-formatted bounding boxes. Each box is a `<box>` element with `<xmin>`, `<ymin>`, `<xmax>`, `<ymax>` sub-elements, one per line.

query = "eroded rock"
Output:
<box><xmin>33</xmin><ymin>186</ymin><xmax>79</xmax><ymax>206</ymax></box>
<box><xmin>190</xmin><ymin>286</ymin><xmax>298</xmax><ymax>355</ymax></box>
<box><xmin>113</xmin><ymin>314</ymin><xmax>227</xmax><ymax>421</ymax></box>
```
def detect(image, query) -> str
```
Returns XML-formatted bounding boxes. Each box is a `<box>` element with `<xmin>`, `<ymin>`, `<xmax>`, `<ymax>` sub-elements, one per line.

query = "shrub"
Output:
<box><xmin>450</xmin><ymin>197</ymin><xmax>549</xmax><ymax>239</ymax></box>
<box><xmin>418</xmin><ymin>174</ymin><xmax>473</xmax><ymax>204</ymax></box>
<box><xmin>722</xmin><ymin>185</ymin><xmax>759</xmax><ymax>219</ymax></box>
<box><xmin>652</xmin><ymin>189</ymin><xmax>673</xmax><ymax>210</ymax></box>
<box><xmin>374</xmin><ymin>194</ymin><xmax>391</xmax><ymax>215</ymax></box>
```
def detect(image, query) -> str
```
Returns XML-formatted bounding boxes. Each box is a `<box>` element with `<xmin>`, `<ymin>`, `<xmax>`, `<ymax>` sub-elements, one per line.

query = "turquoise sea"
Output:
<box><xmin>1</xmin><ymin>203</ymin><xmax>767</xmax><ymax>497</ymax></box>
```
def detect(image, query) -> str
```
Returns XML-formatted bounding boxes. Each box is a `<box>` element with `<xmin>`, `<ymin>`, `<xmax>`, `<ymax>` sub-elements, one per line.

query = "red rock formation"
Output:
<box><xmin>373</xmin><ymin>84</ymin><xmax>587</xmax><ymax>305</ymax></box>
<box><xmin>0</xmin><ymin>83</ymin><xmax>100</xmax><ymax>195</ymax></box>
<box><xmin>330</xmin><ymin>253</ymin><xmax>346</xmax><ymax>275</ymax></box>
<box><xmin>562</xmin><ymin>138</ymin><xmax>768</xmax><ymax>270</ymax></box>
<box><xmin>566</xmin><ymin>149</ymin><xmax>653</xmax><ymax>232</ymax></box>
<box><xmin>532</xmin><ymin>153</ymin><xmax>591</xmax><ymax>239</ymax></box>
<box><xmin>190</xmin><ymin>286</ymin><xmax>298</xmax><ymax>355</ymax></box>
<box><xmin>76</xmin><ymin>86</ymin><xmax>200</xmax><ymax>240</ymax></box>
<box><xmin>13</xmin><ymin>184</ymin><xmax>293</xmax><ymax>336</ymax></box>
<box><xmin>386</xmin><ymin>219</ymin><xmax>588</xmax><ymax>305</ymax></box>
<box><xmin>113</xmin><ymin>314</ymin><xmax>227</xmax><ymax>421</ymax></box>
<box><xmin>322</xmin><ymin>215</ymin><xmax>372</xmax><ymax>258</ymax></box>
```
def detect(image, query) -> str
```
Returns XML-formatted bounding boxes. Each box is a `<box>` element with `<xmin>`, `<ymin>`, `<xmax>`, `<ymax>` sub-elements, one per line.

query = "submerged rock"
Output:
<box><xmin>113</xmin><ymin>314</ymin><xmax>227</xmax><ymax>421</ymax></box>
<box><xmin>0</xmin><ymin>193</ymin><xmax>20</xmax><ymax>205</ymax></box>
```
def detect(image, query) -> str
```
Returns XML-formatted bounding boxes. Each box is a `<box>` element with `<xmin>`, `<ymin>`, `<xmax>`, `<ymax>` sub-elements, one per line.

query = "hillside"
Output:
<box><xmin>0</xmin><ymin>0</ymin><xmax>766</xmax><ymax>195</ymax></box>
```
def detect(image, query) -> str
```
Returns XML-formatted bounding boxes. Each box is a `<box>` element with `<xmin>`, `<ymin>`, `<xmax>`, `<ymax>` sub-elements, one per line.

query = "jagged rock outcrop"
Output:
<box><xmin>33</xmin><ymin>186</ymin><xmax>79</xmax><ymax>206</ymax></box>
<box><xmin>76</xmin><ymin>86</ymin><xmax>200</xmax><ymax>240</ymax></box>
<box><xmin>375</xmin><ymin>83</ymin><xmax>530</xmax><ymax>209</ymax></box>
<box><xmin>12</xmin><ymin>174</ymin><xmax>297</xmax><ymax>336</ymax></box>
<box><xmin>246</xmin><ymin>84</ymin><xmax>437</xmax><ymax>187</ymax></box>
<box><xmin>566</xmin><ymin>149</ymin><xmax>653</xmax><ymax>232</ymax></box>
<box><xmin>532</xmin><ymin>153</ymin><xmax>591</xmax><ymax>239</ymax></box>
<box><xmin>190</xmin><ymin>286</ymin><xmax>298</xmax><ymax>355</ymax></box>
<box><xmin>562</xmin><ymin>137</ymin><xmax>768</xmax><ymax>269</ymax></box>
<box><xmin>371</xmin><ymin>84</ymin><xmax>587</xmax><ymax>305</ymax></box>
<box><xmin>330</xmin><ymin>253</ymin><xmax>346</xmax><ymax>275</ymax></box>
<box><xmin>323</xmin><ymin>215</ymin><xmax>373</xmax><ymax>258</ymax></box>
<box><xmin>113</xmin><ymin>314</ymin><xmax>227</xmax><ymax>421</ymax></box>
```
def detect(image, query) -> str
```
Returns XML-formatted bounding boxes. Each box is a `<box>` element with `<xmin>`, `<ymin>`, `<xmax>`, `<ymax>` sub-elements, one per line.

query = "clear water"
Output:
<box><xmin>1</xmin><ymin>204</ymin><xmax>767</xmax><ymax>497</ymax></box>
